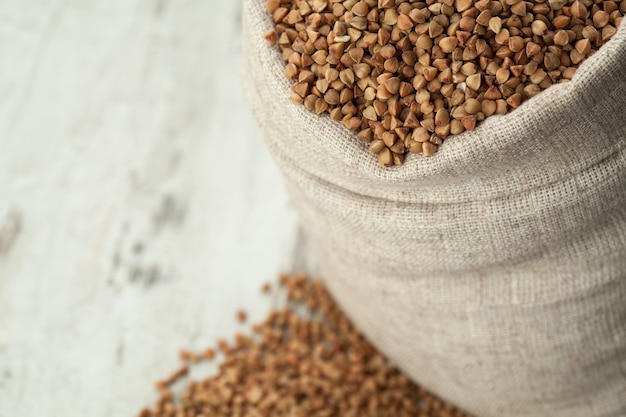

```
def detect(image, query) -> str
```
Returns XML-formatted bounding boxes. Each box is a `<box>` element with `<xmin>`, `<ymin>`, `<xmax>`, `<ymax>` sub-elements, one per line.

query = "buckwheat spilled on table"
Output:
<box><xmin>138</xmin><ymin>275</ymin><xmax>473</xmax><ymax>417</ymax></box>
<box><xmin>263</xmin><ymin>0</ymin><xmax>624</xmax><ymax>165</ymax></box>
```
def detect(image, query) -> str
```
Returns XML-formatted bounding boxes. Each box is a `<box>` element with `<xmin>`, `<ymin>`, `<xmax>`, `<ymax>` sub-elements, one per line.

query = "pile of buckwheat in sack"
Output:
<box><xmin>263</xmin><ymin>0</ymin><xmax>623</xmax><ymax>165</ymax></box>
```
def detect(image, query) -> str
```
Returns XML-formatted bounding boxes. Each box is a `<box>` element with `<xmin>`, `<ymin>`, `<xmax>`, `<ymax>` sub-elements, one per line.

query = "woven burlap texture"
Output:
<box><xmin>242</xmin><ymin>2</ymin><xmax>626</xmax><ymax>416</ymax></box>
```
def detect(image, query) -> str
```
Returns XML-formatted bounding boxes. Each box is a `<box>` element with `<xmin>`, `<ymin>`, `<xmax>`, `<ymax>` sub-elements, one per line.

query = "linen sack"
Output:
<box><xmin>242</xmin><ymin>1</ymin><xmax>626</xmax><ymax>416</ymax></box>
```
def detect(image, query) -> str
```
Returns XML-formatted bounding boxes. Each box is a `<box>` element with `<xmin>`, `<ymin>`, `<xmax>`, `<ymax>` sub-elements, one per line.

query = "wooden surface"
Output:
<box><xmin>0</xmin><ymin>1</ymin><xmax>302</xmax><ymax>415</ymax></box>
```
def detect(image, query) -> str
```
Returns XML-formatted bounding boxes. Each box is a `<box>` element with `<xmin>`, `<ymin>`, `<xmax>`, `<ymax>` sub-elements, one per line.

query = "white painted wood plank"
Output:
<box><xmin>0</xmin><ymin>1</ymin><xmax>301</xmax><ymax>415</ymax></box>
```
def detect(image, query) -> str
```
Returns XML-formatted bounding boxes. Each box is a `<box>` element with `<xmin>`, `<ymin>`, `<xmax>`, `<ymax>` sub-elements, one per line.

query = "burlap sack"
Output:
<box><xmin>242</xmin><ymin>2</ymin><xmax>626</xmax><ymax>416</ymax></box>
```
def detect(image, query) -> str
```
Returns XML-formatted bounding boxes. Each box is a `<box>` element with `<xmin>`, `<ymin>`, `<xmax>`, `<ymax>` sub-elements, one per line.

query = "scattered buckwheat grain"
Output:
<box><xmin>138</xmin><ymin>274</ymin><xmax>473</xmax><ymax>417</ymax></box>
<box><xmin>237</xmin><ymin>309</ymin><xmax>248</xmax><ymax>323</ymax></box>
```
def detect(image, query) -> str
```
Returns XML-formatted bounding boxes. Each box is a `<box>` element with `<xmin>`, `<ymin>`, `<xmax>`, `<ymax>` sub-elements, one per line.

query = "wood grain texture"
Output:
<box><xmin>0</xmin><ymin>1</ymin><xmax>301</xmax><ymax>415</ymax></box>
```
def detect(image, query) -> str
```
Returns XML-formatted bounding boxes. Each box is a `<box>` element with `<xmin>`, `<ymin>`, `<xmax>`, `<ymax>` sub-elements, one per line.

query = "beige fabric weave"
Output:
<box><xmin>242</xmin><ymin>1</ymin><xmax>626</xmax><ymax>416</ymax></box>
